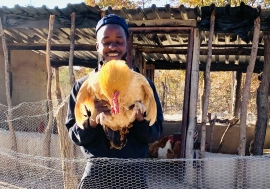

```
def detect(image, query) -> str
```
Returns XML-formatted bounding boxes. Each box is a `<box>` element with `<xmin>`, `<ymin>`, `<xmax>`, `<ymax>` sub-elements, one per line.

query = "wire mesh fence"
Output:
<box><xmin>0</xmin><ymin>100</ymin><xmax>269</xmax><ymax>189</ymax></box>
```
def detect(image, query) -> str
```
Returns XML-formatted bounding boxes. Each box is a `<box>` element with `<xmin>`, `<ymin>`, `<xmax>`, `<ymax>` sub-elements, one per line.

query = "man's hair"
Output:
<box><xmin>95</xmin><ymin>14</ymin><xmax>129</xmax><ymax>37</ymax></box>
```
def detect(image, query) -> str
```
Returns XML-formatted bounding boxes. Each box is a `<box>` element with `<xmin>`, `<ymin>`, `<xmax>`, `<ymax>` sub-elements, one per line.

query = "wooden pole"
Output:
<box><xmin>208</xmin><ymin>113</ymin><xmax>217</xmax><ymax>153</ymax></box>
<box><xmin>237</xmin><ymin>15</ymin><xmax>260</xmax><ymax>189</ymax></box>
<box><xmin>54</xmin><ymin>67</ymin><xmax>62</xmax><ymax>105</ymax></box>
<box><xmin>0</xmin><ymin>17</ymin><xmax>17</xmax><ymax>152</ymax></box>
<box><xmin>0</xmin><ymin>16</ymin><xmax>20</xmax><ymax>179</ymax></box>
<box><xmin>230</xmin><ymin>71</ymin><xmax>236</xmax><ymax>115</ymax></box>
<box><xmin>66</xmin><ymin>13</ymin><xmax>78</xmax><ymax>187</ymax></box>
<box><xmin>127</xmin><ymin>31</ymin><xmax>133</xmax><ymax>68</ymax></box>
<box><xmin>69</xmin><ymin>12</ymin><xmax>76</xmax><ymax>87</ymax></box>
<box><xmin>134</xmin><ymin>50</ymin><xmax>143</xmax><ymax>73</ymax></box>
<box><xmin>43</xmin><ymin>15</ymin><xmax>55</xmax><ymax>158</ymax></box>
<box><xmin>180</xmin><ymin>27</ymin><xmax>194</xmax><ymax>158</ymax></box>
<box><xmin>56</xmin><ymin>100</ymin><xmax>78</xmax><ymax>189</ymax></box>
<box><xmin>238</xmin><ymin>17</ymin><xmax>260</xmax><ymax>156</ymax></box>
<box><xmin>199</xmin><ymin>8</ymin><xmax>215</xmax><ymax>159</ymax></box>
<box><xmin>253</xmin><ymin>32</ymin><xmax>270</xmax><ymax>155</ymax></box>
<box><xmin>217</xmin><ymin>118</ymin><xmax>239</xmax><ymax>153</ymax></box>
<box><xmin>234</xmin><ymin>71</ymin><xmax>242</xmax><ymax>118</ymax></box>
<box><xmin>186</xmin><ymin>28</ymin><xmax>200</xmax><ymax>159</ymax></box>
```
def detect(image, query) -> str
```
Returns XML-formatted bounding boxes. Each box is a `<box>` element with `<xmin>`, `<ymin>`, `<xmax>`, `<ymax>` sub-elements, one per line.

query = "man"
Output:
<box><xmin>65</xmin><ymin>14</ymin><xmax>164</xmax><ymax>188</ymax></box>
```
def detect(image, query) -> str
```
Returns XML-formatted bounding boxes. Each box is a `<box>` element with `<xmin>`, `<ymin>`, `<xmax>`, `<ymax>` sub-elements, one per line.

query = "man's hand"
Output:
<box><xmin>89</xmin><ymin>99</ymin><xmax>111</xmax><ymax>128</ymax></box>
<box><xmin>135</xmin><ymin>108</ymin><xmax>145</xmax><ymax>123</ymax></box>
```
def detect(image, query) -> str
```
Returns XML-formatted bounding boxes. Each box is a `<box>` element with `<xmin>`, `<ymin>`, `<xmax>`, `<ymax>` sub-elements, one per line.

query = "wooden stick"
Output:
<box><xmin>0</xmin><ymin>17</ymin><xmax>20</xmax><ymax>179</ymax></box>
<box><xmin>217</xmin><ymin>118</ymin><xmax>239</xmax><ymax>153</ymax></box>
<box><xmin>0</xmin><ymin>16</ymin><xmax>17</xmax><ymax>152</ymax></box>
<box><xmin>234</xmin><ymin>71</ymin><xmax>242</xmax><ymax>118</ymax></box>
<box><xmin>238</xmin><ymin>16</ymin><xmax>260</xmax><ymax>156</ymax></box>
<box><xmin>186</xmin><ymin>28</ymin><xmax>200</xmax><ymax>159</ymax></box>
<box><xmin>199</xmin><ymin>8</ymin><xmax>215</xmax><ymax>159</ymax></box>
<box><xmin>208</xmin><ymin>113</ymin><xmax>217</xmax><ymax>153</ymax></box>
<box><xmin>69</xmin><ymin>12</ymin><xmax>76</xmax><ymax>87</ymax></box>
<box><xmin>54</xmin><ymin>67</ymin><xmax>62</xmax><ymax>105</ymax></box>
<box><xmin>253</xmin><ymin>32</ymin><xmax>270</xmax><ymax>155</ymax></box>
<box><xmin>43</xmin><ymin>15</ymin><xmax>55</xmax><ymax>158</ymax></box>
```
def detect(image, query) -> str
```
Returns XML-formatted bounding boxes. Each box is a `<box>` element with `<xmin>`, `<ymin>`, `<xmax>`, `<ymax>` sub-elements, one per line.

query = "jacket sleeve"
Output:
<box><xmin>133</xmin><ymin>78</ymin><xmax>164</xmax><ymax>143</ymax></box>
<box><xmin>65</xmin><ymin>76</ymin><xmax>98</xmax><ymax>146</ymax></box>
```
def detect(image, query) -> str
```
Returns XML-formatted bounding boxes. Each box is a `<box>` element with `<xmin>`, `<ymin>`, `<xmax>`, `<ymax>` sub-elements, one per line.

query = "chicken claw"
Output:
<box><xmin>132</xmin><ymin>101</ymin><xmax>146</xmax><ymax>117</ymax></box>
<box><xmin>96</xmin><ymin>112</ymin><xmax>112</xmax><ymax>126</ymax></box>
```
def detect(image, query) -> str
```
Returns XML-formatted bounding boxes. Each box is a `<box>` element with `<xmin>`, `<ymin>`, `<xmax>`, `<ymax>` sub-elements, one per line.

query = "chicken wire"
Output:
<box><xmin>0</xmin><ymin>100</ymin><xmax>270</xmax><ymax>189</ymax></box>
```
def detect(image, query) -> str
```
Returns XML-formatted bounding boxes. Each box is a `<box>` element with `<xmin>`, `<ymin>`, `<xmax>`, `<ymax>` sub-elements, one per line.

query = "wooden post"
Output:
<box><xmin>234</xmin><ymin>71</ymin><xmax>242</xmax><ymax>118</ymax></box>
<box><xmin>231</xmin><ymin>71</ymin><xmax>236</xmax><ymax>115</ymax></box>
<box><xmin>0</xmin><ymin>15</ymin><xmax>21</xmax><ymax>179</ymax></box>
<box><xmin>0</xmin><ymin>16</ymin><xmax>17</xmax><ymax>152</ymax></box>
<box><xmin>180</xmin><ymin>27</ymin><xmax>194</xmax><ymax>158</ymax></box>
<box><xmin>69</xmin><ymin>12</ymin><xmax>76</xmax><ymax>87</ymax></box>
<box><xmin>185</xmin><ymin>28</ymin><xmax>200</xmax><ymax>186</ymax></box>
<box><xmin>217</xmin><ymin>118</ymin><xmax>239</xmax><ymax>153</ymax></box>
<box><xmin>237</xmin><ymin>16</ymin><xmax>260</xmax><ymax>189</ymax></box>
<box><xmin>238</xmin><ymin>17</ymin><xmax>260</xmax><ymax>156</ymax></box>
<box><xmin>66</xmin><ymin>13</ymin><xmax>78</xmax><ymax>186</ymax></box>
<box><xmin>186</xmin><ymin>28</ymin><xmax>200</xmax><ymax>159</ymax></box>
<box><xmin>208</xmin><ymin>113</ymin><xmax>217</xmax><ymax>153</ymax></box>
<box><xmin>253</xmin><ymin>32</ymin><xmax>270</xmax><ymax>155</ymax></box>
<box><xmin>135</xmin><ymin>50</ymin><xmax>143</xmax><ymax>73</ymax></box>
<box><xmin>199</xmin><ymin>8</ymin><xmax>215</xmax><ymax>159</ymax></box>
<box><xmin>127</xmin><ymin>31</ymin><xmax>133</xmax><ymax>68</ymax></box>
<box><xmin>146</xmin><ymin>64</ymin><xmax>155</xmax><ymax>82</ymax></box>
<box><xmin>142</xmin><ymin>59</ymin><xmax>146</xmax><ymax>76</ymax></box>
<box><xmin>56</xmin><ymin>100</ymin><xmax>78</xmax><ymax>189</ymax></box>
<box><xmin>43</xmin><ymin>15</ymin><xmax>55</xmax><ymax>158</ymax></box>
<box><xmin>55</xmin><ymin>67</ymin><xmax>62</xmax><ymax>105</ymax></box>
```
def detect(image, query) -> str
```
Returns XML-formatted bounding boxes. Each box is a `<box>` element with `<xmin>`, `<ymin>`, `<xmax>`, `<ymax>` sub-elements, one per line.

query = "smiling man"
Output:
<box><xmin>65</xmin><ymin>14</ymin><xmax>164</xmax><ymax>188</ymax></box>
<box><xmin>95</xmin><ymin>14</ymin><xmax>129</xmax><ymax>64</ymax></box>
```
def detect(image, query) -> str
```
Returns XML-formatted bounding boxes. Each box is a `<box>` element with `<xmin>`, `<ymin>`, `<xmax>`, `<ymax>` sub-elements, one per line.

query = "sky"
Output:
<box><xmin>0</xmin><ymin>0</ymin><xmax>166</xmax><ymax>8</ymax></box>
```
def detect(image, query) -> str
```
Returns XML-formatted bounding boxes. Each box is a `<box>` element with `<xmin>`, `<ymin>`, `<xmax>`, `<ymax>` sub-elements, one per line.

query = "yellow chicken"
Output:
<box><xmin>74</xmin><ymin>60</ymin><xmax>157</xmax><ymax>149</ymax></box>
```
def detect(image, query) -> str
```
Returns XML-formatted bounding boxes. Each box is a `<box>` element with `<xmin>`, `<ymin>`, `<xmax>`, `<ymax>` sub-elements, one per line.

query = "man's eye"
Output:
<box><xmin>117</xmin><ymin>41</ymin><xmax>124</xmax><ymax>45</ymax></box>
<box><xmin>102</xmin><ymin>41</ymin><xmax>110</xmax><ymax>45</ymax></box>
<box><xmin>129</xmin><ymin>104</ymin><xmax>135</xmax><ymax>110</ymax></box>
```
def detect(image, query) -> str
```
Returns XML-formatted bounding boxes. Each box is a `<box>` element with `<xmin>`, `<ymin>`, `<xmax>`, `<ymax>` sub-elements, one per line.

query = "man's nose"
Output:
<box><xmin>109</xmin><ymin>42</ymin><xmax>117</xmax><ymax>48</ymax></box>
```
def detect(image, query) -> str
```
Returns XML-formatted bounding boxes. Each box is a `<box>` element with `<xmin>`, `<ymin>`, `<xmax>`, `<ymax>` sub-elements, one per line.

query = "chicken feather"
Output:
<box><xmin>74</xmin><ymin>60</ymin><xmax>157</xmax><ymax>149</ymax></box>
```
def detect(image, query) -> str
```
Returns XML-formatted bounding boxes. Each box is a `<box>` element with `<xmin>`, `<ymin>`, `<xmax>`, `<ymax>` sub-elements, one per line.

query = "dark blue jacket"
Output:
<box><xmin>65</xmin><ymin>71</ymin><xmax>164</xmax><ymax>159</ymax></box>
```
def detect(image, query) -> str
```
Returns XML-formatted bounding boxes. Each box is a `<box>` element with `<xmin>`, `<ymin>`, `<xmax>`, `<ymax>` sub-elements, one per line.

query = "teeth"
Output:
<box><xmin>108</xmin><ymin>53</ymin><xmax>118</xmax><ymax>56</ymax></box>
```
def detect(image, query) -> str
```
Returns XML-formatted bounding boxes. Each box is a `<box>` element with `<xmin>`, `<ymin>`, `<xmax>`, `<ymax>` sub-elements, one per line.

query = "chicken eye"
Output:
<box><xmin>129</xmin><ymin>104</ymin><xmax>135</xmax><ymax>110</ymax></box>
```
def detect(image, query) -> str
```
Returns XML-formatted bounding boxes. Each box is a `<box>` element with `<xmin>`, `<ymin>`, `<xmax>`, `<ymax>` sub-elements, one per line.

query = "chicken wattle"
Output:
<box><xmin>112</xmin><ymin>90</ymin><xmax>119</xmax><ymax>114</ymax></box>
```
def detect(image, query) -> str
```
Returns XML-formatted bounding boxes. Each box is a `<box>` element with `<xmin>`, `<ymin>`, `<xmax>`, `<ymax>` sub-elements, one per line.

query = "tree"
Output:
<box><xmin>85</xmin><ymin>0</ymin><xmax>178</xmax><ymax>9</ymax></box>
<box><xmin>178</xmin><ymin>0</ymin><xmax>269</xmax><ymax>8</ymax></box>
<box><xmin>85</xmin><ymin>0</ymin><xmax>143</xmax><ymax>9</ymax></box>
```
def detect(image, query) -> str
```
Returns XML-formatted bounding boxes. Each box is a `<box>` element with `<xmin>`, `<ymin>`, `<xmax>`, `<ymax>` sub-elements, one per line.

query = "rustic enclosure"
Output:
<box><xmin>0</xmin><ymin>2</ymin><xmax>270</xmax><ymax>188</ymax></box>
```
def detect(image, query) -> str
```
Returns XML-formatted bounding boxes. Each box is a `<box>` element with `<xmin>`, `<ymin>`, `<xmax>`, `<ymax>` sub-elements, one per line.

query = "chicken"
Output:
<box><xmin>158</xmin><ymin>136</ymin><xmax>174</xmax><ymax>159</ymax></box>
<box><xmin>148</xmin><ymin>136</ymin><xmax>170</xmax><ymax>158</ymax></box>
<box><xmin>167</xmin><ymin>140</ymin><xmax>181</xmax><ymax>159</ymax></box>
<box><xmin>74</xmin><ymin>60</ymin><xmax>157</xmax><ymax>149</ymax></box>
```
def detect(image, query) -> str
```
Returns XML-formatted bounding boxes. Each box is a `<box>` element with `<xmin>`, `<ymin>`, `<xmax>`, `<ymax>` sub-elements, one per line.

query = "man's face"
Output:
<box><xmin>96</xmin><ymin>24</ymin><xmax>128</xmax><ymax>62</ymax></box>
